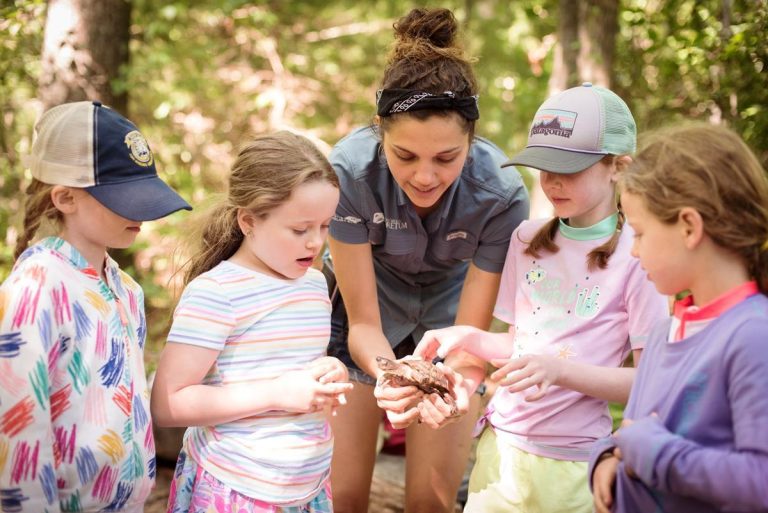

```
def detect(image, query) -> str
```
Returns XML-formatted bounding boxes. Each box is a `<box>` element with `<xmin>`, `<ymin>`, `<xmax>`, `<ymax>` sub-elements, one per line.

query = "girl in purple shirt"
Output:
<box><xmin>590</xmin><ymin>123</ymin><xmax>768</xmax><ymax>513</ymax></box>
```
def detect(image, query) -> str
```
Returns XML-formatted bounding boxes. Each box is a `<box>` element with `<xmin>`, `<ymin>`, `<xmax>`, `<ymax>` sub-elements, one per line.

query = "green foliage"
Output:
<box><xmin>616</xmin><ymin>0</ymin><xmax>768</xmax><ymax>162</ymax></box>
<box><xmin>0</xmin><ymin>0</ymin><xmax>46</xmax><ymax>281</ymax></box>
<box><xmin>1</xmin><ymin>0</ymin><xmax>766</xmax><ymax>354</ymax></box>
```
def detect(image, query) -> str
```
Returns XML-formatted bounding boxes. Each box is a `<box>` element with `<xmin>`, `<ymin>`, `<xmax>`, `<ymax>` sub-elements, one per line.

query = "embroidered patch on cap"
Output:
<box><xmin>125</xmin><ymin>131</ymin><xmax>154</xmax><ymax>167</ymax></box>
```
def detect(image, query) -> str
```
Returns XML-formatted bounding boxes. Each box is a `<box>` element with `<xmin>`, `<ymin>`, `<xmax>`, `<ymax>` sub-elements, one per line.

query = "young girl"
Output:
<box><xmin>325</xmin><ymin>7</ymin><xmax>529</xmax><ymax>512</ymax></box>
<box><xmin>150</xmin><ymin>131</ymin><xmax>353</xmax><ymax>513</ymax></box>
<box><xmin>0</xmin><ymin>101</ymin><xmax>191</xmax><ymax>512</ymax></box>
<box><xmin>415</xmin><ymin>83</ymin><xmax>669</xmax><ymax>513</ymax></box>
<box><xmin>589</xmin><ymin>124</ymin><xmax>768</xmax><ymax>513</ymax></box>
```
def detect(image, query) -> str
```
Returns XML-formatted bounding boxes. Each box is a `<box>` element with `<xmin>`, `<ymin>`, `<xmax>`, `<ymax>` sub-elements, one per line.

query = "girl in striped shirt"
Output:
<box><xmin>151</xmin><ymin>131</ymin><xmax>352</xmax><ymax>513</ymax></box>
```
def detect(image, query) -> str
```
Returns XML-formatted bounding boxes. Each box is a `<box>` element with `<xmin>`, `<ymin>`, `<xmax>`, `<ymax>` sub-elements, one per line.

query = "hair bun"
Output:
<box><xmin>393</xmin><ymin>7</ymin><xmax>458</xmax><ymax>49</ymax></box>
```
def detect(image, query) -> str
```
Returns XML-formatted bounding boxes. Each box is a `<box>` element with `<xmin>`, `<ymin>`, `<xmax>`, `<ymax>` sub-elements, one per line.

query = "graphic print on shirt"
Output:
<box><xmin>526</xmin><ymin>261</ymin><xmax>601</xmax><ymax>320</ymax></box>
<box><xmin>513</xmin><ymin>260</ymin><xmax>603</xmax><ymax>360</ymax></box>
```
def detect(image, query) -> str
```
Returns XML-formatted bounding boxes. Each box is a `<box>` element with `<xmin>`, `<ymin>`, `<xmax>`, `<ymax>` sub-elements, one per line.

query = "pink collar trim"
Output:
<box><xmin>671</xmin><ymin>281</ymin><xmax>758</xmax><ymax>342</ymax></box>
<box><xmin>673</xmin><ymin>281</ymin><xmax>759</xmax><ymax>321</ymax></box>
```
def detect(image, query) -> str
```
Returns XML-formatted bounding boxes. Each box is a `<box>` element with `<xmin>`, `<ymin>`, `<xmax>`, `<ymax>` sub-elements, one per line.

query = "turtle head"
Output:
<box><xmin>375</xmin><ymin>356</ymin><xmax>397</xmax><ymax>370</ymax></box>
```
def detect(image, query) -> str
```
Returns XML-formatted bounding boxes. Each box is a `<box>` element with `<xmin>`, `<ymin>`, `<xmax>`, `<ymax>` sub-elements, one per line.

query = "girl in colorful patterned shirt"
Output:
<box><xmin>150</xmin><ymin>131</ymin><xmax>353</xmax><ymax>513</ymax></box>
<box><xmin>589</xmin><ymin>124</ymin><xmax>768</xmax><ymax>513</ymax></box>
<box><xmin>0</xmin><ymin>101</ymin><xmax>191</xmax><ymax>512</ymax></box>
<box><xmin>414</xmin><ymin>84</ymin><xmax>669</xmax><ymax>513</ymax></box>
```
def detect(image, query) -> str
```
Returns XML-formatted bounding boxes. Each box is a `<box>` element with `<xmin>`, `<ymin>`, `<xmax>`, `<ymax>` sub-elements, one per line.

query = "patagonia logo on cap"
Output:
<box><xmin>530</xmin><ymin>109</ymin><xmax>577</xmax><ymax>139</ymax></box>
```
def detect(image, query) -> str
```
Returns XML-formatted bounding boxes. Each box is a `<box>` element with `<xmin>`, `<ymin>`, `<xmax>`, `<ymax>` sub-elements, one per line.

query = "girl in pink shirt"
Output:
<box><xmin>414</xmin><ymin>84</ymin><xmax>668</xmax><ymax>513</ymax></box>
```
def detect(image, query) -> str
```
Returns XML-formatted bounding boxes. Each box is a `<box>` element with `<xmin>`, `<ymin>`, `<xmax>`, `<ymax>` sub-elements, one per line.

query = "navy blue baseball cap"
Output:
<box><xmin>26</xmin><ymin>101</ymin><xmax>192</xmax><ymax>221</ymax></box>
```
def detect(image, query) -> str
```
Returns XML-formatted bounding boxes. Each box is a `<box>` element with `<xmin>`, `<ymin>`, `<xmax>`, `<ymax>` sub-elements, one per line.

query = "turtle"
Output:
<box><xmin>375</xmin><ymin>356</ymin><xmax>458</xmax><ymax>416</ymax></box>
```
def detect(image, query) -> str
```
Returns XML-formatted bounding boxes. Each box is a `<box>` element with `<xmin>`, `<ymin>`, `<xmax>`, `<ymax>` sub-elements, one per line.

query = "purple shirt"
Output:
<box><xmin>589</xmin><ymin>292</ymin><xmax>768</xmax><ymax>512</ymax></box>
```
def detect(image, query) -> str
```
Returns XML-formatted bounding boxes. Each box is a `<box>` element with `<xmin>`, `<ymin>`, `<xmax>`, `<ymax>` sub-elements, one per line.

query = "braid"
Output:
<box><xmin>522</xmin><ymin>217</ymin><xmax>560</xmax><ymax>259</ymax></box>
<box><xmin>587</xmin><ymin>211</ymin><xmax>624</xmax><ymax>271</ymax></box>
<box><xmin>522</xmin><ymin>212</ymin><xmax>624</xmax><ymax>270</ymax></box>
<box><xmin>14</xmin><ymin>179</ymin><xmax>61</xmax><ymax>260</ymax></box>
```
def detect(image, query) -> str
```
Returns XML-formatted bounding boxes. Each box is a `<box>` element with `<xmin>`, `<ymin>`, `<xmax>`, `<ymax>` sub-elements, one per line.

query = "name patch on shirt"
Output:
<box><xmin>446</xmin><ymin>230</ymin><xmax>468</xmax><ymax>241</ymax></box>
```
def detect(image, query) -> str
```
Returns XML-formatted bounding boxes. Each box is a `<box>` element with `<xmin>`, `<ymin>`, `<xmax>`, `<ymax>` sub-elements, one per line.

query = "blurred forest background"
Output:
<box><xmin>1</xmin><ymin>0</ymin><xmax>767</xmax><ymax>367</ymax></box>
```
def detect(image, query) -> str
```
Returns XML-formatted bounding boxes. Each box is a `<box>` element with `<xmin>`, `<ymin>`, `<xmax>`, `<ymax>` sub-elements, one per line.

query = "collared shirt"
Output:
<box><xmin>328</xmin><ymin>126</ymin><xmax>529</xmax><ymax>345</ymax></box>
<box><xmin>588</xmin><ymin>290</ymin><xmax>768</xmax><ymax>513</ymax></box>
<box><xmin>0</xmin><ymin>237</ymin><xmax>154</xmax><ymax>512</ymax></box>
<box><xmin>669</xmin><ymin>281</ymin><xmax>759</xmax><ymax>342</ymax></box>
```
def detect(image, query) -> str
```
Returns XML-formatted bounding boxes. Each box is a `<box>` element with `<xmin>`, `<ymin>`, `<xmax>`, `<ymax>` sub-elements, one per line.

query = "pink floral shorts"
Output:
<box><xmin>167</xmin><ymin>449</ymin><xmax>333</xmax><ymax>513</ymax></box>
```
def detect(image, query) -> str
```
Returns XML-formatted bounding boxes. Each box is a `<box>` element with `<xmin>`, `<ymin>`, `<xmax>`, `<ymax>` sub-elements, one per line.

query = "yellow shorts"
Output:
<box><xmin>464</xmin><ymin>428</ymin><xmax>592</xmax><ymax>513</ymax></box>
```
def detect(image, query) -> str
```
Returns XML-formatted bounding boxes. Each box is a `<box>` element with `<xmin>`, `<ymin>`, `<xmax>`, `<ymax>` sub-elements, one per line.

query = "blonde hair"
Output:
<box><xmin>378</xmin><ymin>7</ymin><xmax>478</xmax><ymax>136</ymax></box>
<box><xmin>182</xmin><ymin>131</ymin><xmax>338</xmax><ymax>285</ymax></box>
<box><xmin>621</xmin><ymin>123</ymin><xmax>768</xmax><ymax>294</ymax></box>
<box><xmin>524</xmin><ymin>155</ymin><xmax>624</xmax><ymax>270</ymax></box>
<box><xmin>14</xmin><ymin>179</ymin><xmax>63</xmax><ymax>259</ymax></box>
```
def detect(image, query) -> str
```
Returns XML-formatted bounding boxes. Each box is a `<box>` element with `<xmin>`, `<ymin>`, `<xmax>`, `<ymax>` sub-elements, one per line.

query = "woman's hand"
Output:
<box><xmin>490</xmin><ymin>354</ymin><xmax>563</xmax><ymax>401</ymax></box>
<box><xmin>593</xmin><ymin>452</ymin><xmax>620</xmax><ymax>513</ymax></box>
<box><xmin>416</xmin><ymin>363</ymin><xmax>469</xmax><ymax>429</ymax></box>
<box><xmin>374</xmin><ymin>377</ymin><xmax>423</xmax><ymax>429</ymax></box>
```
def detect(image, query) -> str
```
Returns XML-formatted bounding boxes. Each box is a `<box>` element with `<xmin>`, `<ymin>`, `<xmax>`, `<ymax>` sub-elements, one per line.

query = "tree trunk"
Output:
<box><xmin>549</xmin><ymin>0</ymin><xmax>580</xmax><ymax>94</ymax></box>
<box><xmin>38</xmin><ymin>0</ymin><xmax>130</xmax><ymax>115</ymax></box>
<box><xmin>577</xmin><ymin>0</ymin><xmax>618</xmax><ymax>87</ymax></box>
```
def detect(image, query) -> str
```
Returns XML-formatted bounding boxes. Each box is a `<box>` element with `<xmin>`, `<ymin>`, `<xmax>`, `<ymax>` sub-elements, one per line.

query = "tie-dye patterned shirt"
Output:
<box><xmin>0</xmin><ymin>237</ymin><xmax>155</xmax><ymax>512</ymax></box>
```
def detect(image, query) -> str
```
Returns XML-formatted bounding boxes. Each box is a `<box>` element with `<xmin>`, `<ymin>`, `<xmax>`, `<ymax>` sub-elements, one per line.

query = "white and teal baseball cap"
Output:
<box><xmin>503</xmin><ymin>82</ymin><xmax>636</xmax><ymax>174</ymax></box>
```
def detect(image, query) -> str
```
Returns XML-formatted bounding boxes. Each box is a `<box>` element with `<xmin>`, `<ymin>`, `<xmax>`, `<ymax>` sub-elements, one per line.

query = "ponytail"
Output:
<box><xmin>181</xmin><ymin>204</ymin><xmax>243</xmax><ymax>286</ymax></box>
<box><xmin>14</xmin><ymin>179</ymin><xmax>61</xmax><ymax>260</ymax></box>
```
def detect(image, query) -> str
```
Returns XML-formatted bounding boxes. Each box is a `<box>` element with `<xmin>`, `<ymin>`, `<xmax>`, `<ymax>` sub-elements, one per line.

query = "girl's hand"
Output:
<box><xmin>374</xmin><ymin>378</ymin><xmax>423</xmax><ymax>429</ymax></box>
<box><xmin>593</xmin><ymin>452</ymin><xmax>619</xmax><ymax>513</ymax></box>
<box><xmin>275</xmin><ymin>367</ymin><xmax>353</xmax><ymax>413</ymax></box>
<box><xmin>613</xmin><ymin>416</ymin><xmax>644</xmax><ymax>478</ymax></box>
<box><xmin>414</xmin><ymin>325</ymin><xmax>481</xmax><ymax>361</ymax></box>
<box><xmin>416</xmin><ymin>364</ymin><xmax>469</xmax><ymax>429</ymax></box>
<box><xmin>309</xmin><ymin>356</ymin><xmax>350</xmax><ymax>384</ymax></box>
<box><xmin>308</xmin><ymin>356</ymin><xmax>351</xmax><ymax>415</ymax></box>
<box><xmin>490</xmin><ymin>354</ymin><xmax>563</xmax><ymax>401</ymax></box>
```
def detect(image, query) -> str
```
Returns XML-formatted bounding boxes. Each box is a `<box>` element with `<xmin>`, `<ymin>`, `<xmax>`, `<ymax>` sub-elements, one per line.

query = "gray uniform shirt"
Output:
<box><xmin>328</xmin><ymin>126</ymin><xmax>529</xmax><ymax>346</ymax></box>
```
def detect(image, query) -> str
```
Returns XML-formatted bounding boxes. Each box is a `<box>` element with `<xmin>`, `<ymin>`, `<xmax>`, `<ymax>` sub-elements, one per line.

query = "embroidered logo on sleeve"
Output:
<box><xmin>333</xmin><ymin>214</ymin><xmax>363</xmax><ymax>224</ymax></box>
<box><xmin>446</xmin><ymin>231</ymin><xmax>467</xmax><ymax>241</ymax></box>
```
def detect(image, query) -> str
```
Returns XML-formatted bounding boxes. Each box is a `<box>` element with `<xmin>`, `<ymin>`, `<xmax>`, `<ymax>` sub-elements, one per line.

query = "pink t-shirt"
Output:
<box><xmin>488</xmin><ymin>215</ymin><xmax>668</xmax><ymax>461</ymax></box>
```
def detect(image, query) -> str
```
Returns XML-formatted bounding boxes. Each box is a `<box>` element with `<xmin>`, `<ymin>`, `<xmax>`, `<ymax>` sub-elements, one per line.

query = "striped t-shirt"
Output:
<box><xmin>167</xmin><ymin>260</ymin><xmax>333</xmax><ymax>505</ymax></box>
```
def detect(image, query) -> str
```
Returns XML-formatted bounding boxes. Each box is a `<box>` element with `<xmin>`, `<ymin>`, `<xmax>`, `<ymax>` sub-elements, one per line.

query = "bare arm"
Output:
<box><xmin>328</xmin><ymin>235</ymin><xmax>394</xmax><ymax>378</ymax></box>
<box><xmin>151</xmin><ymin>343</ymin><xmax>352</xmax><ymax>427</ymax></box>
<box><xmin>491</xmin><ymin>348</ymin><xmax>642</xmax><ymax>403</ymax></box>
<box><xmin>417</xmin><ymin>265</ymin><xmax>506</xmax><ymax>428</ymax></box>
<box><xmin>446</xmin><ymin>263</ymin><xmax>504</xmax><ymax>392</ymax></box>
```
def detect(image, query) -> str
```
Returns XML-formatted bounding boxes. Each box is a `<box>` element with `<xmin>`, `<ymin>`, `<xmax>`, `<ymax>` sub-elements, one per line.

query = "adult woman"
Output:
<box><xmin>326</xmin><ymin>8</ymin><xmax>529</xmax><ymax>512</ymax></box>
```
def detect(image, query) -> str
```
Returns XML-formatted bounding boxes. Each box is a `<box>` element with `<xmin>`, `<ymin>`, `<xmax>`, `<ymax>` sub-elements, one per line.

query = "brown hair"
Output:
<box><xmin>620</xmin><ymin>122</ymin><xmax>768</xmax><ymax>294</ymax></box>
<box><xmin>524</xmin><ymin>155</ymin><xmax>624</xmax><ymax>270</ymax></box>
<box><xmin>14</xmin><ymin>179</ymin><xmax>63</xmax><ymax>259</ymax></box>
<box><xmin>181</xmin><ymin>131</ymin><xmax>339</xmax><ymax>285</ymax></box>
<box><xmin>378</xmin><ymin>7</ymin><xmax>478</xmax><ymax>137</ymax></box>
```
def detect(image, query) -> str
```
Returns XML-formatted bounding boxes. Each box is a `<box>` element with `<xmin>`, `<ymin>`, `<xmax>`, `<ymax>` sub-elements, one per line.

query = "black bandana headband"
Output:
<box><xmin>376</xmin><ymin>88</ymin><xmax>480</xmax><ymax>121</ymax></box>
